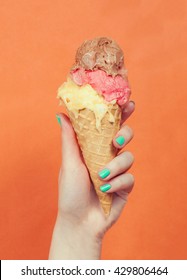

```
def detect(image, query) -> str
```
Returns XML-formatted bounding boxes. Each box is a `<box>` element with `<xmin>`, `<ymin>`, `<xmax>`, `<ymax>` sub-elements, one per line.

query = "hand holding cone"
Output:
<box><xmin>57</xmin><ymin>37</ymin><xmax>131</xmax><ymax>216</ymax></box>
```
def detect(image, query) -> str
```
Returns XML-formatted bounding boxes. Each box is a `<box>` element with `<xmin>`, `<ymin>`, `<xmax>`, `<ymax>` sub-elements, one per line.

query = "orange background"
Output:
<box><xmin>0</xmin><ymin>0</ymin><xmax>187</xmax><ymax>260</ymax></box>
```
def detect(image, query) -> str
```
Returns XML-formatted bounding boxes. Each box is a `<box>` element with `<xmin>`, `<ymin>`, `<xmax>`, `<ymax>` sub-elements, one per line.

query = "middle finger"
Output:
<box><xmin>113</xmin><ymin>125</ymin><xmax>134</xmax><ymax>149</ymax></box>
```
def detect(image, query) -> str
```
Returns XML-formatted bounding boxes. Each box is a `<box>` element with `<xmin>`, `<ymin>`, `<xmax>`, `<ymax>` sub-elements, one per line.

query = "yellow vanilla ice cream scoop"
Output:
<box><xmin>58</xmin><ymin>77</ymin><xmax>116</xmax><ymax>130</ymax></box>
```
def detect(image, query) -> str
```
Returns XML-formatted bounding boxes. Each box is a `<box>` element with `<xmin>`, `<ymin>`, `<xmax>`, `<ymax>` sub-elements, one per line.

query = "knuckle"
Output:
<box><xmin>128</xmin><ymin>173</ymin><xmax>135</xmax><ymax>186</ymax></box>
<box><xmin>125</xmin><ymin>173</ymin><xmax>135</xmax><ymax>193</ymax></box>
<box><xmin>124</xmin><ymin>151</ymin><xmax>135</xmax><ymax>163</ymax></box>
<box><xmin>112</xmin><ymin>156</ymin><xmax>123</xmax><ymax>172</ymax></box>
<box><xmin>116</xmin><ymin>175</ymin><xmax>124</xmax><ymax>187</ymax></box>
<box><xmin>114</xmin><ymin>157</ymin><xmax>123</xmax><ymax>170</ymax></box>
<box><xmin>124</xmin><ymin>125</ymin><xmax>134</xmax><ymax>138</ymax></box>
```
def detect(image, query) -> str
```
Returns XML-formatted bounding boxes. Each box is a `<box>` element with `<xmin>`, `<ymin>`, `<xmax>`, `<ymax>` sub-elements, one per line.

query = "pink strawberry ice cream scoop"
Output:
<box><xmin>71</xmin><ymin>37</ymin><xmax>131</xmax><ymax>106</ymax></box>
<box><xmin>71</xmin><ymin>68</ymin><xmax>130</xmax><ymax>106</ymax></box>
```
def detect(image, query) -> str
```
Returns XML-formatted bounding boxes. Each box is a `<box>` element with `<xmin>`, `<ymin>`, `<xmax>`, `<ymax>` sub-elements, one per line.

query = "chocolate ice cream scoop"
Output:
<box><xmin>72</xmin><ymin>37</ymin><xmax>126</xmax><ymax>77</ymax></box>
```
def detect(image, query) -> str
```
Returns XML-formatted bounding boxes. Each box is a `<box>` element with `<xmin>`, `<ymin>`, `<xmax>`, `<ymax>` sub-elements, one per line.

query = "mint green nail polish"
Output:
<box><xmin>100</xmin><ymin>184</ymin><xmax>111</xmax><ymax>192</ymax></box>
<box><xmin>116</xmin><ymin>135</ymin><xmax>125</xmax><ymax>146</ymax></box>
<box><xmin>56</xmin><ymin>115</ymin><xmax>61</xmax><ymax>126</ymax></box>
<box><xmin>99</xmin><ymin>169</ymin><xmax>110</xmax><ymax>179</ymax></box>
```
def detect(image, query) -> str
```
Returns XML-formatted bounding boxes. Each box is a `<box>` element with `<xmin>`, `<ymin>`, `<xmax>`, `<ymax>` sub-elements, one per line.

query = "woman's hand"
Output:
<box><xmin>49</xmin><ymin>101</ymin><xmax>135</xmax><ymax>259</ymax></box>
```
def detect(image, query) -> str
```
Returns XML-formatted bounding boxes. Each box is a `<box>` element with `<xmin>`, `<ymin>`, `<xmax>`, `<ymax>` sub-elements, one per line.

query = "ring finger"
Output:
<box><xmin>98</xmin><ymin>151</ymin><xmax>134</xmax><ymax>181</ymax></box>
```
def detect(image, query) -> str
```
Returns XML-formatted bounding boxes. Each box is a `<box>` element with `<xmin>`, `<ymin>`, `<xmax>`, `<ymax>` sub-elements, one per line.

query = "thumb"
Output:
<box><xmin>56</xmin><ymin>113</ymin><xmax>83</xmax><ymax>168</ymax></box>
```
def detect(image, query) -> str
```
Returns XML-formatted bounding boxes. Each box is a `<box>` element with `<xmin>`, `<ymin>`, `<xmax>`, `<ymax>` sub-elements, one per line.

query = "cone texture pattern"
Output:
<box><xmin>68</xmin><ymin>105</ymin><xmax>121</xmax><ymax>216</ymax></box>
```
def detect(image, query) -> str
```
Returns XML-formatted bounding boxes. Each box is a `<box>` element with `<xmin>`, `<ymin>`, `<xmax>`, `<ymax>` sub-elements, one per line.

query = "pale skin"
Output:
<box><xmin>49</xmin><ymin>101</ymin><xmax>135</xmax><ymax>260</ymax></box>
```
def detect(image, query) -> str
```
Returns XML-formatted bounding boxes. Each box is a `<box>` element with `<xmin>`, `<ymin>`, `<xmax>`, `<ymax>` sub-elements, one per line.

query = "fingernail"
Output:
<box><xmin>56</xmin><ymin>115</ymin><xmax>61</xmax><ymax>127</ymax></box>
<box><xmin>116</xmin><ymin>135</ymin><xmax>125</xmax><ymax>146</ymax></box>
<box><xmin>100</xmin><ymin>184</ymin><xmax>111</xmax><ymax>192</ymax></box>
<box><xmin>124</xmin><ymin>101</ymin><xmax>135</xmax><ymax>113</ymax></box>
<box><xmin>98</xmin><ymin>168</ymin><xmax>110</xmax><ymax>179</ymax></box>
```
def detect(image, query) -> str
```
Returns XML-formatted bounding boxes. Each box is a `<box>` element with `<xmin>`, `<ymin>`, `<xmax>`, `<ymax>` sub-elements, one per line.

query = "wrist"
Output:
<box><xmin>49</xmin><ymin>212</ymin><xmax>102</xmax><ymax>260</ymax></box>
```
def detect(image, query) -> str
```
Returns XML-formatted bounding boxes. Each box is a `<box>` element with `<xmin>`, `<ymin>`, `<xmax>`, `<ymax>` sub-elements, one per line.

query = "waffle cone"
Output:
<box><xmin>67</xmin><ymin>104</ymin><xmax>121</xmax><ymax>216</ymax></box>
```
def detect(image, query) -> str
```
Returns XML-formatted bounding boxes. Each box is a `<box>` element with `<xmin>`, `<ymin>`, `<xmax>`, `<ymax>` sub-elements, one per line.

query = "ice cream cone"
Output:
<box><xmin>67</xmin><ymin>104</ymin><xmax>121</xmax><ymax>216</ymax></box>
<box><xmin>57</xmin><ymin>37</ymin><xmax>131</xmax><ymax>216</ymax></box>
